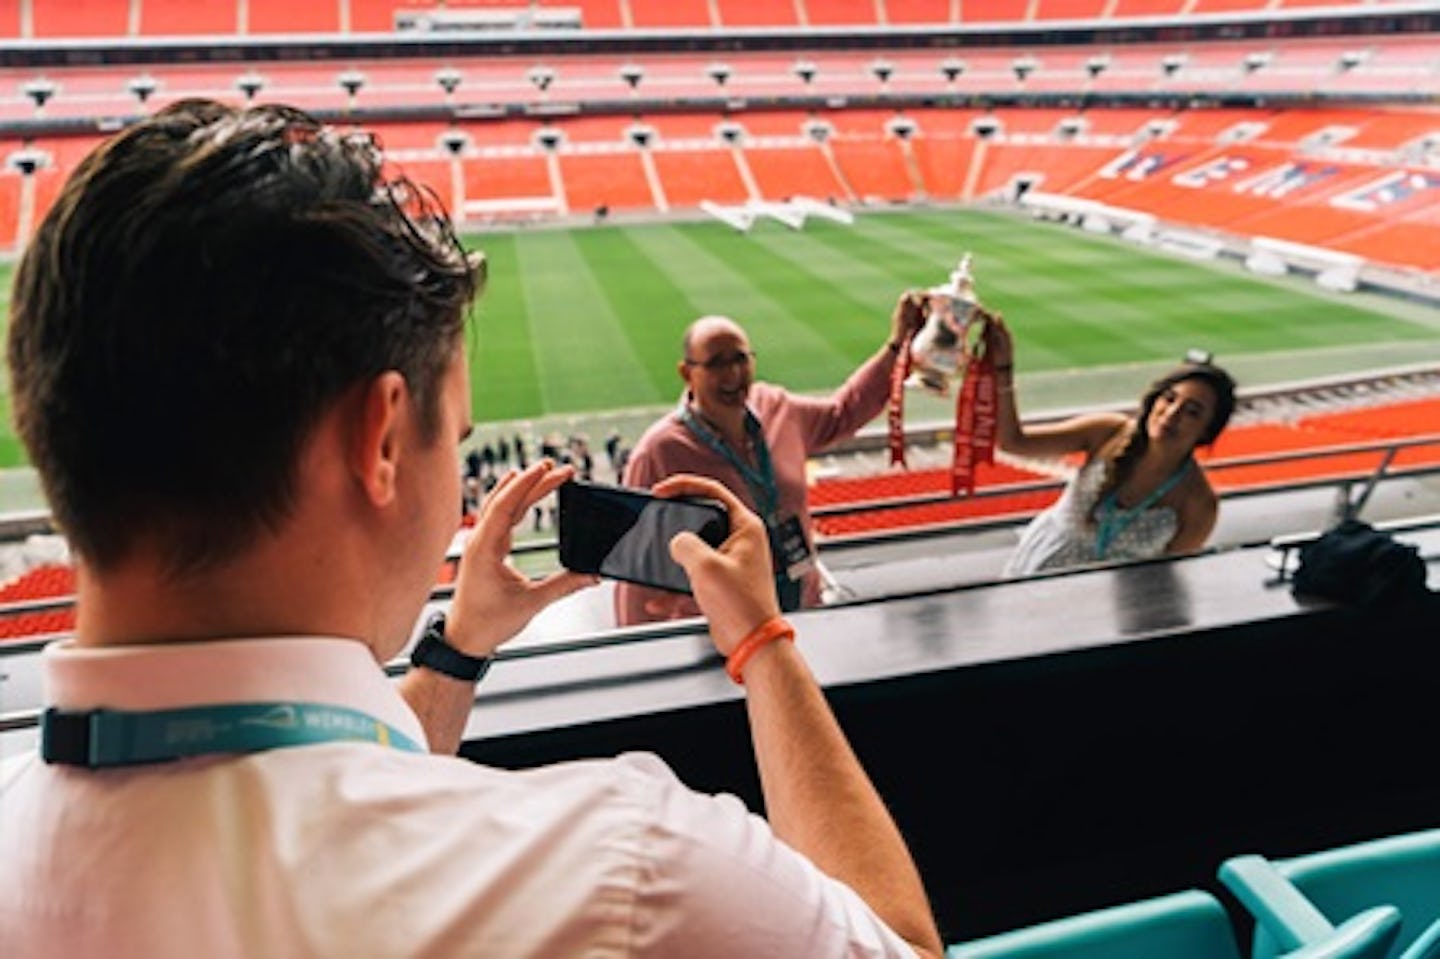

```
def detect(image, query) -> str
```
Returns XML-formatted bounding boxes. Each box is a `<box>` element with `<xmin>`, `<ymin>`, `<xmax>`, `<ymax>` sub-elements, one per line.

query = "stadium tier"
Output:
<box><xmin>21</xmin><ymin>0</ymin><xmax>1420</xmax><ymax>36</ymax></box>
<box><xmin>6</xmin><ymin>99</ymin><xmax>1440</xmax><ymax>272</ymax></box>
<box><xmin>3</xmin><ymin>35</ymin><xmax>1438</xmax><ymax>123</ymax></box>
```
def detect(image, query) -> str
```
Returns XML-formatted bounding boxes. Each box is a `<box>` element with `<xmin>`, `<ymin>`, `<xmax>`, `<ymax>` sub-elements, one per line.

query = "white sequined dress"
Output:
<box><xmin>1004</xmin><ymin>457</ymin><xmax>1180</xmax><ymax>576</ymax></box>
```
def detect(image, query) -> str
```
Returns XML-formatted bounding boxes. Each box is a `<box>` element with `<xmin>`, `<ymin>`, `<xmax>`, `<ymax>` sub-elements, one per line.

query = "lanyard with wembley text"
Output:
<box><xmin>40</xmin><ymin>701</ymin><xmax>425</xmax><ymax>769</ymax></box>
<box><xmin>1094</xmin><ymin>460</ymin><xmax>1191</xmax><ymax>560</ymax></box>
<box><xmin>677</xmin><ymin>405</ymin><xmax>780</xmax><ymax>523</ymax></box>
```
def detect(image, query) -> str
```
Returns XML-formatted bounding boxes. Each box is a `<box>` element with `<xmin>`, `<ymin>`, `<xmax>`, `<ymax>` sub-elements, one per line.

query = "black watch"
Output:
<box><xmin>409</xmin><ymin>613</ymin><xmax>493</xmax><ymax>683</ymax></box>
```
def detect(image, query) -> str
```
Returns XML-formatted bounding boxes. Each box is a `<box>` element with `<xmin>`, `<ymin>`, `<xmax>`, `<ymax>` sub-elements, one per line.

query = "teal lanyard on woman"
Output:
<box><xmin>40</xmin><ymin>701</ymin><xmax>425</xmax><ymax>769</ymax></box>
<box><xmin>676</xmin><ymin>404</ymin><xmax>780</xmax><ymax>523</ymax></box>
<box><xmin>1094</xmin><ymin>459</ymin><xmax>1192</xmax><ymax>560</ymax></box>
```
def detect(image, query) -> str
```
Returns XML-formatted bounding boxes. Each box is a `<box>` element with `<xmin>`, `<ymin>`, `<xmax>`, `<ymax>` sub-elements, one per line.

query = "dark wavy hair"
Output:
<box><xmin>1096</xmin><ymin>362</ymin><xmax>1237</xmax><ymax>513</ymax></box>
<box><xmin>8</xmin><ymin>99</ymin><xmax>481</xmax><ymax>574</ymax></box>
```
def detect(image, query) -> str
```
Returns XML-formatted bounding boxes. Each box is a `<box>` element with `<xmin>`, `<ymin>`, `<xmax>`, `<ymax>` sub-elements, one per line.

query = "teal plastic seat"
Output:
<box><xmin>1221</xmin><ymin>831</ymin><xmax>1440</xmax><ymax>959</ymax></box>
<box><xmin>946</xmin><ymin>888</ymin><xmax>1402</xmax><ymax>959</ymax></box>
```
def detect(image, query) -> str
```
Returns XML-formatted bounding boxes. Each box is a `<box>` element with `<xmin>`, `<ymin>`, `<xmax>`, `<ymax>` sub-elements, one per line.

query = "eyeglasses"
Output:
<box><xmin>684</xmin><ymin>350</ymin><xmax>756</xmax><ymax>372</ymax></box>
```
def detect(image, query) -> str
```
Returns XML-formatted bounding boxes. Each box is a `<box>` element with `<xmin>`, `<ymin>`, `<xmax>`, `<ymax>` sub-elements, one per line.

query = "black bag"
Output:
<box><xmin>1292</xmin><ymin>519</ymin><xmax>1430</xmax><ymax>609</ymax></box>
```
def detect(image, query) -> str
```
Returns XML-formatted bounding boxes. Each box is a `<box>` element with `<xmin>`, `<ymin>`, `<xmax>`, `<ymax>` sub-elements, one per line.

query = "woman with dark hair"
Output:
<box><xmin>983</xmin><ymin>312</ymin><xmax>1237</xmax><ymax>576</ymax></box>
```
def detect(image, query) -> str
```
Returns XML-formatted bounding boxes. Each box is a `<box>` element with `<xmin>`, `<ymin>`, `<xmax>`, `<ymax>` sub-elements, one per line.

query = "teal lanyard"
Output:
<box><xmin>41</xmin><ymin>701</ymin><xmax>425</xmax><ymax>769</ymax></box>
<box><xmin>677</xmin><ymin>404</ymin><xmax>780</xmax><ymax>523</ymax></box>
<box><xmin>1094</xmin><ymin>460</ymin><xmax>1191</xmax><ymax>560</ymax></box>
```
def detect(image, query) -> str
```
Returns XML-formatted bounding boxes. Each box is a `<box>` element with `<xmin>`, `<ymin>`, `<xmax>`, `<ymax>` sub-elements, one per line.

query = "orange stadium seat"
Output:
<box><xmin>392</xmin><ymin>158</ymin><xmax>456</xmax><ymax>212</ymax></box>
<box><xmin>806</xmin><ymin>0</ymin><xmax>882</xmax><ymax>26</ymax></box>
<box><xmin>886</xmin><ymin>0</ymin><xmax>955</xmax><ymax>24</ymax></box>
<box><xmin>745</xmin><ymin>145</ymin><xmax>850</xmax><ymax>202</ymax></box>
<box><xmin>970</xmin><ymin>142</ymin><xmax>1115</xmax><ymax>197</ymax></box>
<box><xmin>1298</xmin><ymin>398</ymin><xmax>1440</xmax><ymax>440</ymax></box>
<box><xmin>911</xmin><ymin>135</ymin><xmax>980</xmax><ymax>200</ymax></box>
<box><xmin>0</xmin><ymin>176</ymin><xmax>22</xmax><ymax>250</ymax></box>
<box><xmin>249</xmin><ymin>0</ymin><xmax>342</xmax><ymax>33</ymax></box>
<box><xmin>551</xmin><ymin>115</ymin><xmax>637</xmax><ymax>145</ymax></box>
<box><xmin>1109</xmin><ymin>0</ymin><xmax>1185</xmax><ymax>14</ymax></box>
<box><xmin>652</xmin><ymin>150</ymin><xmax>751</xmax><ymax>207</ymax></box>
<box><xmin>1344</xmin><ymin>111</ymin><xmax>1440</xmax><ymax>151</ymax></box>
<box><xmin>629</xmin><ymin>0</ymin><xmax>714</xmax><ymax>27</ymax></box>
<box><xmin>463</xmin><ymin>154</ymin><xmax>553</xmax><ymax>200</ymax></box>
<box><xmin>34</xmin><ymin>0</ymin><xmax>129</xmax><ymax>37</ymax></box>
<box><xmin>646</xmin><ymin>113</ymin><xmax>731</xmax><ymax>139</ymax></box>
<box><xmin>0</xmin><ymin>610</ymin><xmax>77</xmax><ymax>642</ymax></box>
<box><xmin>810</xmin><ymin>462</ymin><xmax>1049</xmax><ymax>507</ymax></box>
<box><xmin>0</xmin><ymin>565</ymin><xmax>75</xmax><ymax>603</ymax></box>
<box><xmin>140</xmin><ymin>0</ymin><xmax>237</xmax><ymax>34</ymax></box>
<box><xmin>830</xmin><ymin>139</ymin><xmax>916</xmax><ymax>203</ymax></box>
<box><xmin>958</xmin><ymin>0</ymin><xmax>1031</xmax><ymax>21</ymax></box>
<box><xmin>557</xmin><ymin>152</ymin><xmax>654</xmax><ymax>210</ymax></box>
<box><xmin>29</xmin><ymin>168</ymin><xmax>65</xmax><ymax>238</ymax></box>
<box><xmin>0</xmin><ymin>1</ymin><xmax>17</xmax><ymax>38</ymax></box>
<box><xmin>1188</xmin><ymin>0</ymin><xmax>1270</xmax><ymax>13</ymax></box>
<box><xmin>733</xmin><ymin>111</ymin><xmax>814</xmax><ymax>137</ymax></box>
<box><xmin>1033</xmin><ymin>0</ymin><xmax>1108</xmax><ymax>20</ymax></box>
<box><xmin>351</xmin><ymin>0</ymin><xmax>405</xmax><ymax>32</ymax></box>
<box><xmin>716</xmin><ymin>0</ymin><xmax>800</xmax><ymax>26</ymax></box>
<box><xmin>566</xmin><ymin>0</ymin><xmax>626</xmax><ymax>28</ymax></box>
<box><xmin>1331</xmin><ymin>221</ymin><xmax>1440</xmax><ymax>272</ymax></box>
<box><xmin>814</xmin><ymin>487</ymin><xmax>1063</xmax><ymax>538</ymax></box>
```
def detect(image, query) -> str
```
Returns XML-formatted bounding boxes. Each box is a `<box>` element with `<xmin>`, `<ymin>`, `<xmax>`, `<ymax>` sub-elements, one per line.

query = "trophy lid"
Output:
<box><xmin>932</xmin><ymin>252</ymin><xmax>976</xmax><ymax>297</ymax></box>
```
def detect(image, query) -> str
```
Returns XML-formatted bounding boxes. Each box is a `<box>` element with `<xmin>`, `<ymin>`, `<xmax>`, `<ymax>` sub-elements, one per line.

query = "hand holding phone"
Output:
<box><xmin>558</xmin><ymin>481</ymin><xmax>728</xmax><ymax>595</ymax></box>
<box><xmin>654</xmin><ymin>474</ymin><xmax>782</xmax><ymax>656</ymax></box>
<box><xmin>448</xmin><ymin>461</ymin><xmax>599</xmax><ymax>658</ymax></box>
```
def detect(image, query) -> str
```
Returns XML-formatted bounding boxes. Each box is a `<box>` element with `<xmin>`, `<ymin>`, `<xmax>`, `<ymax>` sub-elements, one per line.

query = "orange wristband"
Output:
<box><xmin>725</xmin><ymin>617</ymin><xmax>796</xmax><ymax>685</ymax></box>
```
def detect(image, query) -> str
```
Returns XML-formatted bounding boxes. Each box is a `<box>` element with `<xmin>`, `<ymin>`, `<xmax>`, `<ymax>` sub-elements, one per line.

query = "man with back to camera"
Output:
<box><xmin>617</xmin><ymin>302</ymin><xmax>925</xmax><ymax>626</ymax></box>
<box><xmin>0</xmin><ymin>100</ymin><xmax>943</xmax><ymax>958</ymax></box>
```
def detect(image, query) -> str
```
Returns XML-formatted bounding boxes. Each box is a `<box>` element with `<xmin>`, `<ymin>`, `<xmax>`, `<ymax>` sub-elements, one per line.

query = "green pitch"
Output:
<box><xmin>466</xmin><ymin>207</ymin><xmax>1440</xmax><ymax>427</ymax></box>
<box><xmin>1</xmin><ymin>206</ymin><xmax>1438</xmax><ymax>470</ymax></box>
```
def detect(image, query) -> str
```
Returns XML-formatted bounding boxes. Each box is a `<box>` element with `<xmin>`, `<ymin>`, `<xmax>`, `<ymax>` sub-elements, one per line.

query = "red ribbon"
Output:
<box><xmin>887</xmin><ymin>330</ymin><xmax>915</xmax><ymax>469</ymax></box>
<box><xmin>951</xmin><ymin>331</ymin><xmax>996</xmax><ymax>497</ymax></box>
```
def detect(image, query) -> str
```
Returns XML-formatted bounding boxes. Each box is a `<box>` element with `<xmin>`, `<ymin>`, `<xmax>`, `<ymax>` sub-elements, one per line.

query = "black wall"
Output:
<box><xmin>463</xmin><ymin>593</ymin><xmax>1440</xmax><ymax>943</ymax></box>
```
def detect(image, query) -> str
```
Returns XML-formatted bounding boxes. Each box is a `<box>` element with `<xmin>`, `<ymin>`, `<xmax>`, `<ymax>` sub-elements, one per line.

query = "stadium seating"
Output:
<box><xmin>947</xmin><ymin>890</ymin><xmax>1247</xmax><ymax>959</ymax></box>
<box><xmin>1220</xmin><ymin>838</ymin><xmax>1440</xmax><ymax>959</ymax></box>
<box><xmin>140</xmin><ymin>0</ymin><xmax>237</xmax><ymax>34</ymax></box>
<box><xmin>948</xmin><ymin>883</ymin><xmax>1408</xmax><ymax>958</ymax></box>
<box><xmin>652</xmin><ymin>149</ymin><xmax>752</xmax><ymax>207</ymax></box>
<box><xmin>629</xmin><ymin>0</ymin><xmax>713</xmax><ymax>28</ymax></box>
<box><xmin>1</xmin><ymin>0</ymin><xmax>1417</xmax><ymax>38</ymax></box>
<box><xmin>745</xmin><ymin>145</ymin><xmax>850</xmax><ymax>202</ymax></box>
<box><xmin>886</xmin><ymin>0</ymin><xmax>956</xmax><ymax>24</ymax></box>
<box><xmin>716</xmin><ymin>0</ymin><xmax>801</xmax><ymax>27</ymax></box>
<box><xmin>0</xmin><ymin>565</ymin><xmax>75</xmax><ymax>604</ymax></box>
<box><xmin>557</xmin><ymin>152</ymin><xmax>655</xmax><ymax>211</ymax></box>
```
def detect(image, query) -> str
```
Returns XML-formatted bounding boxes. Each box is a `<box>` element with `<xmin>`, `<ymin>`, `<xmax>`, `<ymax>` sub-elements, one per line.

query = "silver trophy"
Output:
<box><xmin>905</xmin><ymin>253</ymin><xmax>980</xmax><ymax>395</ymax></box>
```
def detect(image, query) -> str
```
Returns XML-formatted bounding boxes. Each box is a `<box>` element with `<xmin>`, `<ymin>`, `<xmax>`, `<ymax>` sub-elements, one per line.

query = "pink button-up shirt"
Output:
<box><xmin>617</xmin><ymin>345</ymin><xmax>898</xmax><ymax>626</ymax></box>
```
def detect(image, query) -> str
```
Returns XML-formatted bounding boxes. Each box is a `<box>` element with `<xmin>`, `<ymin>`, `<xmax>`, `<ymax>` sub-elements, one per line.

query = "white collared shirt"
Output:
<box><xmin>0</xmin><ymin>637</ymin><xmax>913</xmax><ymax>958</ymax></box>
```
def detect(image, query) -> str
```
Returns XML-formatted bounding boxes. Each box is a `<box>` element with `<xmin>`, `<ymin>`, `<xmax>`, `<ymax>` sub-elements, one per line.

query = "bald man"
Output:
<box><xmin>617</xmin><ymin>298</ymin><xmax>925</xmax><ymax>626</ymax></box>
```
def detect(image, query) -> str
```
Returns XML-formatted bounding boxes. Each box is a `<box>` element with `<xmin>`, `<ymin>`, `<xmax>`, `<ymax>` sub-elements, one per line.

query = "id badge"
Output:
<box><xmin>768</xmin><ymin>515</ymin><xmax>816</xmax><ymax>582</ymax></box>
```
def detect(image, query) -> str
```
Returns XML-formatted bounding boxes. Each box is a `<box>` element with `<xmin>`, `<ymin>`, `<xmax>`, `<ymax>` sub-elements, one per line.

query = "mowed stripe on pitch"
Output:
<box><xmin>511</xmin><ymin>230</ymin><xmax>655</xmax><ymax>413</ymax></box>
<box><xmin>469</xmin><ymin>233</ymin><xmax>544</xmax><ymax>421</ymax></box>
<box><xmin>570</xmin><ymin>226</ymin><xmax>698</xmax><ymax>400</ymax></box>
<box><xmin>628</xmin><ymin>223</ymin><xmax>858</xmax><ymax>394</ymax></box>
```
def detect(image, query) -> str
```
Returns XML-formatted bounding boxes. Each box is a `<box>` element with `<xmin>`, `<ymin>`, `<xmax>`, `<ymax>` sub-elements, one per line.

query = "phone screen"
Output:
<box><xmin>558</xmin><ymin>481</ymin><xmax>729</xmax><ymax>594</ymax></box>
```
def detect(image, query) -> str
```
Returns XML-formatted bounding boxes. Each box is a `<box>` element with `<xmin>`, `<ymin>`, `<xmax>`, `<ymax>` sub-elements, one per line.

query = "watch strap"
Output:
<box><xmin>409</xmin><ymin>614</ymin><xmax>492</xmax><ymax>683</ymax></box>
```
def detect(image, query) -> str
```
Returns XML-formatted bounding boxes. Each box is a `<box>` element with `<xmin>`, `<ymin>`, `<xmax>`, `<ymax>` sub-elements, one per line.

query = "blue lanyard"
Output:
<box><xmin>677</xmin><ymin>404</ymin><xmax>780</xmax><ymax>523</ymax></box>
<box><xmin>40</xmin><ymin>701</ymin><xmax>425</xmax><ymax>769</ymax></box>
<box><xmin>1094</xmin><ymin>460</ymin><xmax>1191</xmax><ymax>560</ymax></box>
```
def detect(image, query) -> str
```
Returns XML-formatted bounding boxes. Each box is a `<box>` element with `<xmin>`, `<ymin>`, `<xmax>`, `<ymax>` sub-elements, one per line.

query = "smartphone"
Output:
<box><xmin>557</xmin><ymin>481</ymin><xmax>729</xmax><ymax>594</ymax></box>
